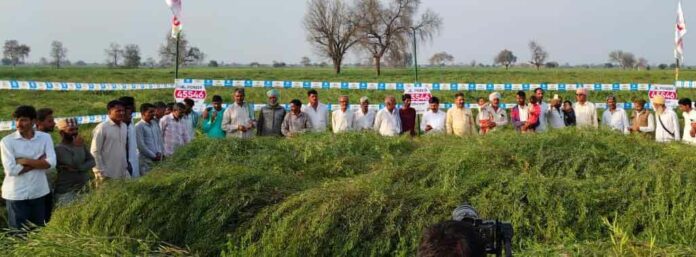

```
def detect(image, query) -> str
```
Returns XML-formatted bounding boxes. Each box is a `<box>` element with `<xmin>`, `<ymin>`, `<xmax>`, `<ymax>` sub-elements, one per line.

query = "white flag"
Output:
<box><xmin>676</xmin><ymin>1</ymin><xmax>687</xmax><ymax>62</ymax></box>
<box><xmin>165</xmin><ymin>0</ymin><xmax>183</xmax><ymax>38</ymax></box>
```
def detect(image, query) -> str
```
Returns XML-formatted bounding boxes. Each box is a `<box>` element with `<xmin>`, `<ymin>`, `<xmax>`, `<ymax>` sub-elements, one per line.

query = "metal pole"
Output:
<box><xmin>412</xmin><ymin>27</ymin><xmax>418</xmax><ymax>83</ymax></box>
<box><xmin>175</xmin><ymin>32</ymin><xmax>181</xmax><ymax>79</ymax></box>
<box><xmin>675</xmin><ymin>58</ymin><xmax>680</xmax><ymax>82</ymax></box>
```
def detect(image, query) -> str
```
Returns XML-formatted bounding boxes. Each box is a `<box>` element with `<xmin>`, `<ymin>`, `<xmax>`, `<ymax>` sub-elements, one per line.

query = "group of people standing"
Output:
<box><xmin>2</xmin><ymin>86</ymin><xmax>696</xmax><ymax>230</ymax></box>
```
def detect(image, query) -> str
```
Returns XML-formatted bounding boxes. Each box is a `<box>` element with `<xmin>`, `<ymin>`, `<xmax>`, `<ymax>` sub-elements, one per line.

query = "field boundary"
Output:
<box><xmin>5</xmin><ymin>79</ymin><xmax>696</xmax><ymax>91</ymax></box>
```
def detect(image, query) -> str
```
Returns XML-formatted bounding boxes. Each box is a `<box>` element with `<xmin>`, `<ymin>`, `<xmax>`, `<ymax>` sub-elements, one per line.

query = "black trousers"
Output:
<box><xmin>5</xmin><ymin>193</ymin><xmax>51</xmax><ymax>229</ymax></box>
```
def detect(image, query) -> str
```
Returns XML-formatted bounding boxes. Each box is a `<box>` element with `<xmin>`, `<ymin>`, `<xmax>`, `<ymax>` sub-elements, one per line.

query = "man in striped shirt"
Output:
<box><xmin>160</xmin><ymin>103</ymin><xmax>191</xmax><ymax>156</ymax></box>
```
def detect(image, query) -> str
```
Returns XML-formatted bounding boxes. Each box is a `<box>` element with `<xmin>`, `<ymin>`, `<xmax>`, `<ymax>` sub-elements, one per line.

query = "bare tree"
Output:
<box><xmin>123</xmin><ymin>44</ymin><xmax>141</xmax><ymax>68</ymax></box>
<box><xmin>636</xmin><ymin>57</ymin><xmax>648</xmax><ymax>70</ymax></box>
<box><xmin>355</xmin><ymin>0</ymin><xmax>442</xmax><ymax>76</ymax></box>
<box><xmin>50</xmin><ymin>41</ymin><xmax>67</xmax><ymax>69</ymax></box>
<box><xmin>301</xmin><ymin>56</ymin><xmax>312</xmax><ymax>67</ymax></box>
<box><xmin>608</xmin><ymin>50</ymin><xmax>637</xmax><ymax>69</ymax></box>
<box><xmin>494</xmin><ymin>49</ymin><xmax>516</xmax><ymax>70</ymax></box>
<box><xmin>385</xmin><ymin>49</ymin><xmax>412</xmax><ymax>67</ymax></box>
<box><xmin>3</xmin><ymin>40</ymin><xmax>30</xmax><ymax>68</ymax></box>
<box><xmin>104</xmin><ymin>43</ymin><xmax>122</xmax><ymax>68</ymax></box>
<box><xmin>304</xmin><ymin>0</ymin><xmax>361</xmax><ymax>74</ymax></box>
<box><xmin>158</xmin><ymin>33</ymin><xmax>205</xmax><ymax>67</ymax></box>
<box><xmin>143</xmin><ymin>57</ymin><xmax>157</xmax><ymax>68</ymax></box>
<box><xmin>429</xmin><ymin>51</ymin><xmax>454</xmax><ymax>66</ymax></box>
<box><xmin>528</xmin><ymin>41</ymin><xmax>548</xmax><ymax>70</ymax></box>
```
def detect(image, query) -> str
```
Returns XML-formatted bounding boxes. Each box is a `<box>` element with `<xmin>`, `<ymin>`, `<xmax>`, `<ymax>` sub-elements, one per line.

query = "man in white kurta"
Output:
<box><xmin>302</xmin><ymin>89</ymin><xmax>329</xmax><ymax>132</ymax></box>
<box><xmin>373</xmin><ymin>96</ymin><xmax>401</xmax><ymax>136</ymax></box>
<box><xmin>421</xmin><ymin>97</ymin><xmax>446</xmax><ymax>134</ymax></box>
<box><xmin>653</xmin><ymin>95</ymin><xmax>680</xmax><ymax>143</ymax></box>
<box><xmin>573</xmin><ymin>88</ymin><xmax>598</xmax><ymax>128</ymax></box>
<box><xmin>601</xmin><ymin>96</ymin><xmax>630</xmax><ymax>134</ymax></box>
<box><xmin>222</xmin><ymin>89</ymin><xmax>255</xmax><ymax>139</ymax></box>
<box><xmin>353</xmin><ymin>96</ymin><xmax>376</xmax><ymax>131</ymax></box>
<box><xmin>547</xmin><ymin>95</ymin><xmax>566</xmax><ymax>129</ymax></box>
<box><xmin>332</xmin><ymin>96</ymin><xmax>354</xmax><ymax>133</ymax></box>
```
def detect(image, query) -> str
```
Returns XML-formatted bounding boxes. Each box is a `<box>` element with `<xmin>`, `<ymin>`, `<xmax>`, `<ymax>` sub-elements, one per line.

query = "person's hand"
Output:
<box><xmin>154</xmin><ymin>153</ymin><xmax>162</xmax><ymax>162</ymax></box>
<box><xmin>425</xmin><ymin>125</ymin><xmax>432</xmax><ymax>132</ymax></box>
<box><xmin>210</xmin><ymin>111</ymin><xmax>217</xmax><ymax>122</ymax></box>
<box><xmin>691</xmin><ymin>127</ymin><xmax>696</xmax><ymax>138</ymax></box>
<box><xmin>201</xmin><ymin>110</ymin><xmax>209</xmax><ymax>120</ymax></box>
<box><xmin>74</xmin><ymin>136</ymin><xmax>84</xmax><ymax>146</ymax></box>
<box><xmin>16</xmin><ymin>158</ymin><xmax>29</xmax><ymax>165</ymax></box>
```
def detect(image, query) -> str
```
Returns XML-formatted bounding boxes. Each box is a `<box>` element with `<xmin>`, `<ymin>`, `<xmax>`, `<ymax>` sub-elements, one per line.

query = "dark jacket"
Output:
<box><xmin>257</xmin><ymin>105</ymin><xmax>286</xmax><ymax>136</ymax></box>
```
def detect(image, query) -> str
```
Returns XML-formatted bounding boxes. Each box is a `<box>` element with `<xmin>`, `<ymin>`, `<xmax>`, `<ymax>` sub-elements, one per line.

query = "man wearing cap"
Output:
<box><xmin>479</xmin><ymin>92</ymin><xmax>508</xmax><ymax>132</ymax></box>
<box><xmin>374</xmin><ymin>96</ymin><xmax>402</xmax><ymax>137</ymax></box>
<box><xmin>421</xmin><ymin>97</ymin><xmax>446</xmax><ymax>135</ymax></box>
<box><xmin>548</xmin><ymin>94</ymin><xmax>566</xmax><ymax>129</ymax></box>
<box><xmin>628</xmin><ymin>99</ymin><xmax>655</xmax><ymax>137</ymax></box>
<box><xmin>257</xmin><ymin>90</ymin><xmax>285</xmax><ymax>137</ymax></box>
<box><xmin>353</xmin><ymin>96</ymin><xmax>376</xmax><ymax>131</ymax></box>
<box><xmin>136</xmin><ymin>103</ymin><xmax>164</xmax><ymax>175</ymax></box>
<box><xmin>601</xmin><ymin>95</ymin><xmax>630</xmax><ymax>134</ymax></box>
<box><xmin>573</xmin><ymin>88</ymin><xmax>598</xmax><ymax>128</ymax></box>
<box><xmin>302</xmin><ymin>89</ymin><xmax>329</xmax><ymax>132</ymax></box>
<box><xmin>332</xmin><ymin>95</ymin><xmax>355</xmax><ymax>133</ymax></box>
<box><xmin>222</xmin><ymin>88</ymin><xmax>256</xmax><ymax>139</ymax></box>
<box><xmin>55</xmin><ymin>118</ymin><xmax>94</xmax><ymax>204</ymax></box>
<box><xmin>446</xmin><ymin>93</ymin><xmax>475</xmax><ymax>136</ymax></box>
<box><xmin>201</xmin><ymin>95</ymin><xmax>227</xmax><ymax>139</ymax></box>
<box><xmin>653</xmin><ymin>95</ymin><xmax>680</xmax><ymax>143</ymax></box>
<box><xmin>678</xmin><ymin>98</ymin><xmax>696</xmax><ymax>145</ymax></box>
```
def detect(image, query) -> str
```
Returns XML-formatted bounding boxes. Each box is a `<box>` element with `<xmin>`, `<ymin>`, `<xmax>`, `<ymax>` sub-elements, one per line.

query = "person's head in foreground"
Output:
<box><xmin>417</xmin><ymin>220</ymin><xmax>486</xmax><ymax>257</ymax></box>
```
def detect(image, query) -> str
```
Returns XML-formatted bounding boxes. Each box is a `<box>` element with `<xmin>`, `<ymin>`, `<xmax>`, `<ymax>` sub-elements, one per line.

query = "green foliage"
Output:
<box><xmin>2</xmin><ymin>130</ymin><xmax>696</xmax><ymax>256</ymax></box>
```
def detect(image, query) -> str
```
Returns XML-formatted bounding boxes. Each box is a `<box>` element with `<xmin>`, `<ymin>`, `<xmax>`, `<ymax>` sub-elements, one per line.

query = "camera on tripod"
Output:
<box><xmin>452</xmin><ymin>204</ymin><xmax>514</xmax><ymax>257</ymax></box>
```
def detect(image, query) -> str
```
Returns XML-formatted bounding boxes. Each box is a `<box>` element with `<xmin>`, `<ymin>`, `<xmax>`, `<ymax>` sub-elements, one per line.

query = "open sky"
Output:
<box><xmin>0</xmin><ymin>0</ymin><xmax>691</xmax><ymax>65</ymax></box>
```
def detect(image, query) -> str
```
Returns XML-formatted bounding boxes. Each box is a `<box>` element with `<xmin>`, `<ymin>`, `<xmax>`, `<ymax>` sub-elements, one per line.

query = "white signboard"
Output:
<box><xmin>403</xmin><ymin>85</ymin><xmax>432</xmax><ymax>114</ymax></box>
<box><xmin>174</xmin><ymin>81</ymin><xmax>208</xmax><ymax>112</ymax></box>
<box><xmin>649</xmin><ymin>85</ymin><xmax>678</xmax><ymax>109</ymax></box>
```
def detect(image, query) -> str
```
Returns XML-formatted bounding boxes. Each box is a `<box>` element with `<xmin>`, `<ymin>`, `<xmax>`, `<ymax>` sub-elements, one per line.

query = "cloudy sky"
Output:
<box><xmin>0</xmin><ymin>0</ymin><xmax>690</xmax><ymax>65</ymax></box>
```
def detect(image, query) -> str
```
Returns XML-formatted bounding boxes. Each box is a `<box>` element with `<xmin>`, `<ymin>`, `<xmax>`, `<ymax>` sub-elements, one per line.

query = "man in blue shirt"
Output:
<box><xmin>202</xmin><ymin>95</ymin><xmax>226</xmax><ymax>139</ymax></box>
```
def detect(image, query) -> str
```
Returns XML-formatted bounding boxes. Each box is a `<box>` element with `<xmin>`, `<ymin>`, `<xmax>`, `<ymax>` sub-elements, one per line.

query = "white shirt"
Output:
<box><xmin>536</xmin><ymin>102</ymin><xmax>550</xmax><ymax>132</ymax></box>
<box><xmin>601</xmin><ymin>108</ymin><xmax>630</xmax><ymax>134</ymax></box>
<box><xmin>302</xmin><ymin>102</ymin><xmax>329</xmax><ymax>132</ymax></box>
<box><xmin>421</xmin><ymin>109</ymin><xmax>446</xmax><ymax>134</ymax></box>
<box><xmin>489</xmin><ymin>106</ymin><xmax>509</xmax><ymax>129</ymax></box>
<box><xmin>517</xmin><ymin>105</ymin><xmax>528</xmax><ymax>122</ymax></box>
<box><xmin>655</xmin><ymin>108</ymin><xmax>681</xmax><ymax>143</ymax></box>
<box><xmin>548</xmin><ymin>106</ymin><xmax>566</xmax><ymax>129</ymax></box>
<box><xmin>353</xmin><ymin>109</ymin><xmax>376</xmax><ymax>130</ymax></box>
<box><xmin>574</xmin><ymin>102</ymin><xmax>599</xmax><ymax>128</ymax></box>
<box><xmin>374</xmin><ymin>108</ymin><xmax>401</xmax><ymax>136</ymax></box>
<box><xmin>683</xmin><ymin>110</ymin><xmax>696</xmax><ymax>145</ymax></box>
<box><xmin>222</xmin><ymin>102</ymin><xmax>255</xmax><ymax>139</ymax></box>
<box><xmin>1</xmin><ymin>131</ymin><xmax>56</xmax><ymax>200</ymax></box>
<box><xmin>332</xmin><ymin>109</ymin><xmax>355</xmax><ymax>133</ymax></box>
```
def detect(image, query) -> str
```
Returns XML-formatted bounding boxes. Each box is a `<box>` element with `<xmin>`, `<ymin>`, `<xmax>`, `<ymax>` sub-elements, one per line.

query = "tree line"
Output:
<box><xmin>1</xmin><ymin>33</ymin><xmax>205</xmax><ymax>69</ymax></box>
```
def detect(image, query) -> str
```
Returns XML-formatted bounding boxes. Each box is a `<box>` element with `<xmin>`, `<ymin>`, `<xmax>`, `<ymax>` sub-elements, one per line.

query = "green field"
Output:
<box><xmin>2</xmin><ymin>67</ymin><xmax>696</xmax><ymax>256</ymax></box>
<box><xmin>2</xmin><ymin>130</ymin><xmax>696</xmax><ymax>256</ymax></box>
<box><xmin>2</xmin><ymin>67</ymin><xmax>696</xmax><ymax>120</ymax></box>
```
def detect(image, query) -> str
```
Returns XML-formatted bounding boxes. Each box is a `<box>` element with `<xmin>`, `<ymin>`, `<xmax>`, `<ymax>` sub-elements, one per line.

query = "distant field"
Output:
<box><xmin>2</xmin><ymin>67</ymin><xmax>696</xmax><ymax>120</ymax></box>
<box><xmin>2</xmin><ymin>66</ymin><xmax>696</xmax><ymax>84</ymax></box>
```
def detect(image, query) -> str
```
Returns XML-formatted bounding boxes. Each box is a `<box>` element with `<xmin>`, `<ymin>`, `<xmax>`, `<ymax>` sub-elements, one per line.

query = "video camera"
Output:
<box><xmin>452</xmin><ymin>204</ymin><xmax>514</xmax><ymax>257</ymax></box>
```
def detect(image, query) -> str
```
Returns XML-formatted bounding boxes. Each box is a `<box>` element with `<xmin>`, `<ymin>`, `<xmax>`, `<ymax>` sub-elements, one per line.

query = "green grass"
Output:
<box><xmin>2</xmin><ymin>130</ymin><xmax>696</xmax><ymax>256</ymax></box>
<box><xmin>2</xmin><ymin>67</ymin><xmax>696</xmax><ymax>120</ymax></box>
<box><xmin>3</xmin><ymin>66</ymin><xmax>696</xmax><ymax>84</ymax></box>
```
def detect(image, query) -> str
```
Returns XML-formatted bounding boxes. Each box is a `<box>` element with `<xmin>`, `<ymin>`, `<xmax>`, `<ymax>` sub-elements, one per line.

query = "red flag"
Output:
<box><xmin>165</xmin><ymin>0</ymin><xmax>183</xmax><ymax>38</ymax></box>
